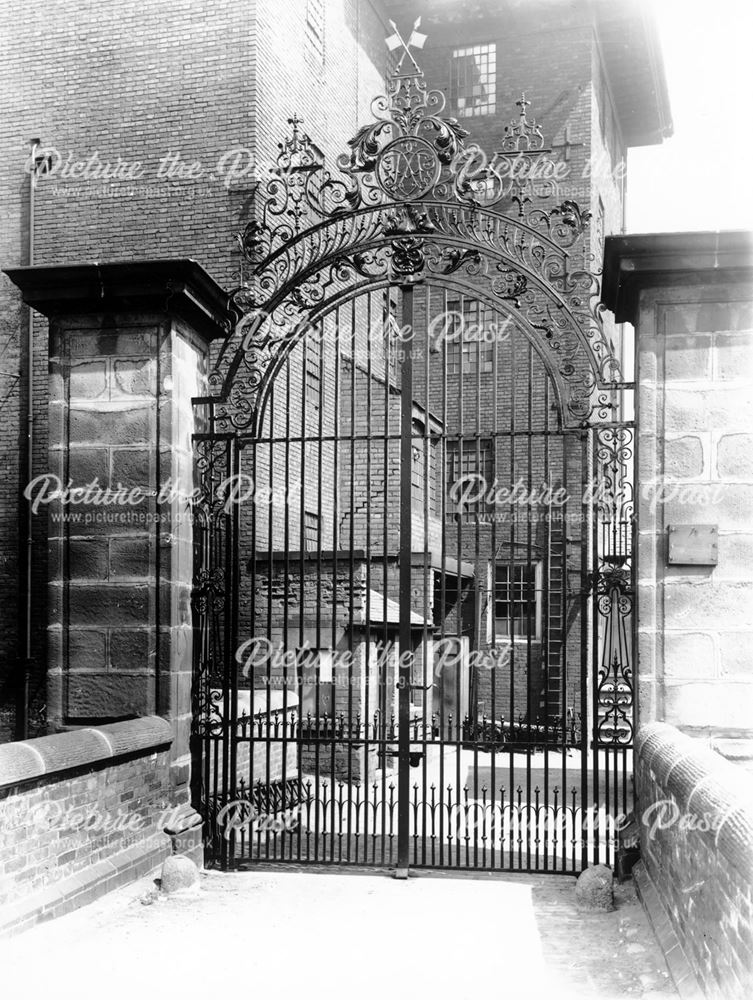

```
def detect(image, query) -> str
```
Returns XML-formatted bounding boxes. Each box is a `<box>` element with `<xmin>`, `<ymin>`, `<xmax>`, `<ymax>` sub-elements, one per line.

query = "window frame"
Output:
<box><xmin>446</xmin><ymin>297</ymin><xmax>495</xmax><ymax>376</ymax></box>
<box><xmin>450</xmin><ymin>43</ymin><xmax>497</xmax><ymax>118</ymax></box>
<box><xmin>492</xmin><ymin>561</ymin><xmax>543</xmax><ymax>640</ymax></box>
<box><xmin>446</xmin><ymin>437</ymin><xmax>494</xmax><ymax>516</ymax></box>
<box><xmin>299</xmin><ymin>647</ymin><xmax>335</xmax><ymax>719</ymax></box>
<box><xmin>305</xmin><ymin>336</ymin><xmax>323</xmax><ymax>419</ymax></box>
<box><xmin>303</xmin><ymin>510</ymin><xmax>320</xmax><ymax>552</ymax></box>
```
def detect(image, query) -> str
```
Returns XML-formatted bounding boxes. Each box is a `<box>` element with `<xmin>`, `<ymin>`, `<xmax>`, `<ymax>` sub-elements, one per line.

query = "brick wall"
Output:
<box><xmin>0</xmin><ymin>0</ymin><xmax>389</xmax><ymax>741</ymax></box>
<box><xmin>0</xmin><ymin>716</ymin><xmax>173</xmax><ymax>934</ymax></box>
<box><xmin>635</xmin><ymin>722</ymin><xmax>753</xmax><ymax>999</ymax></box>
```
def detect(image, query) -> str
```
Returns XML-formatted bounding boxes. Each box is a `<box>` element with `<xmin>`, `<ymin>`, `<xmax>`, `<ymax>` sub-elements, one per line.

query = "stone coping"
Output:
<box><xmin>0</xmin><ymin>716</ymin><xmax>172</xmax><ymax>791</ymax></box>
<box><xmin>3</xmin><ymin>258</ymin><xmax>233</xmax><ymax>342</ymax></box>
<box><xmin>636</xmin><ymin>721</ymin><xmax>753</xmax><ymax>881</ymax></box>
<box><xmin>601</xmin><ymin>230</ymin><xmax>753</xmax><ymax>323</ymax></box>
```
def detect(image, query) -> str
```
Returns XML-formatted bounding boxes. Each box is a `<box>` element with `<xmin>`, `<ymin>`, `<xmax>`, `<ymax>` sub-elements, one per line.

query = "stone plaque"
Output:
<box><xmin>667</xmin><ymin>524</ymin><xmax>718</xmax><ymax>565</ymax></box>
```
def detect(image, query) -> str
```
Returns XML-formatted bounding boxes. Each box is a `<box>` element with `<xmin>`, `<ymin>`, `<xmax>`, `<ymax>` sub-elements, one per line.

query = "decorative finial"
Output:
<box><xmin>516</xmin><ymin>93</ymin><xmax>531</xmax><ymax>117</ymax></box>
<box><xmin>499</xmin><ymin>93</ymin><xmax>547</xmax><ymax>154</ymax></box>
<box><xmin>385</xmin><ymin>16</ymin><xmax>427</xmax><ymax>74</ymax></box>
<box><xmin>287</xmin><ymin>114</ymin><xmax>304</xmax><ymax>137</ymax></box>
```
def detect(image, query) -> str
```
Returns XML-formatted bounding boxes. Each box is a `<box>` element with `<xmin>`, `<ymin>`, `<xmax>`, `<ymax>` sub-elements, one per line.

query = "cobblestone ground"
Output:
<box><xmin>2</xmin><ymin>868</ymin><xmax>676</xmax><ymax>1000</ymax></box>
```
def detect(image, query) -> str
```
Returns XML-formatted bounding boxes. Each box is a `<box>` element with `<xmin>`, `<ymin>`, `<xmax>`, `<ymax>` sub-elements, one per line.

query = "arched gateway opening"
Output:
<box><xmin>191</xmin><ymin>49</ymin><xmax>634</xmax><ymax>874</ymax></box>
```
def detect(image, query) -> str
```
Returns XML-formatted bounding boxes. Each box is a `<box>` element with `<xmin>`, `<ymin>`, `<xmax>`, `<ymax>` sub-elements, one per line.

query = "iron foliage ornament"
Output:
<box><xmin>207</xmin><ymin>37</ymin><xmax>625</xmax><ymax>434</ymax></box>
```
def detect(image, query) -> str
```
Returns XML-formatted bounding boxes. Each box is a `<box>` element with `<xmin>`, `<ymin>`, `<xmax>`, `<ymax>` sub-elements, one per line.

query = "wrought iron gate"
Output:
<box><xmin>191</xmin><ymin>45</ymin><xmax>634</xmax><ymax>875</ymax></box>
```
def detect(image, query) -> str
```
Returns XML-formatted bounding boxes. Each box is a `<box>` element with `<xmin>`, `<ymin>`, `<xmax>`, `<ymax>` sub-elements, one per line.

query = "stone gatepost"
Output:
<box><xmin>4</xmin><ymin>260</ymin><xmax>232</xmax><ymax>799</ymax></box>
<box><xmin>602</xmin><ymin>231</ymin><xmax>753</xmax><ymax>758</ymax></box>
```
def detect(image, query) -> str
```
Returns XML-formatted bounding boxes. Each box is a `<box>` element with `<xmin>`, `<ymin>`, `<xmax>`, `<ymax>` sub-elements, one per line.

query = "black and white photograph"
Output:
<box><xmin>0</xmin><ymin>0</ymin><xmax>751</xmax><ymax>996</ymax></box>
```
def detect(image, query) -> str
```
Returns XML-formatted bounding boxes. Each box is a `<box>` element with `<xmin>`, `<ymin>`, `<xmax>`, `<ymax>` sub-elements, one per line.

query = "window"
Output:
<box><xmin>305</xmin><ymin>0</ymin><xmax>325</xmax><ymax>63</ymax></box>
<box><xmin>494</xmin><ymin>563</ymin><xmax>541</xmax><ymax>637</ymax></box>
<box><xmin>411</xmin><ymin>427</ymin><xmax>424</xmax><ymax>492</ymax></box>
<box><xmin>305</xmin><ymin>338</ymin><xmax>322</xmax><ymax>418</ymax></box>
<box><xmin>446</xmin><ymin>438</ymin><xmax>493</xmax><ymax>515</ymax></box>
<box><xmin>451</xmin><ymin>43</ymin><xmax>496</xmax><ymax>118</ymax></box>
<box><xmin>433</xmin><ymin>574</ymin><xmax>461</xmax><ymax>628</ymax></box>
<box><xmin>381</xmin><ymin>288</ymin><xmax>400</xmax><ymax>384</ymax></box>
<box><xmin>304</xmin><ymin>510</ymin><xmax>320</xmax><ymax>551</ymax></box>
<box><xmin>299</xmin><ymin>648</ymin><xmax>334</xmax><ymax>719</ymax></box>
<box><xmin>410</xmin><ymin>416</ymin><xmax>439</xmax><ymax>516</ymax></box>
<box><xmin>446</xmin><ymin>298</ymin><xmax>494</xmax><ymax>375</ymax></box>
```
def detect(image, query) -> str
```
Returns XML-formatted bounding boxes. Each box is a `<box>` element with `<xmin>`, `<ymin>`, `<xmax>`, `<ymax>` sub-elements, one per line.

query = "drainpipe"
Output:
<box><xmin>17</xmin><ymin>139</ymin><xmax>45</xmax><ymax>739</ymax></box>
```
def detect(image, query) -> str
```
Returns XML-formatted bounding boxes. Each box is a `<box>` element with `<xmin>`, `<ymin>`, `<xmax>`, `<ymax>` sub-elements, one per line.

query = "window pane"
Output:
<box><xmin>494</xmin><ymin>563</ymin><xmax>538</xmax><ymax>636</ymax></box>
<box><xmin>450</xmin><ymin>43</ymin><xmax>496</xmax><ymax>118</ymax></box>
<box><xmin>447</xmin><ymin>438</ymin><xmax>493</xmax><ymax>515</ymax></box>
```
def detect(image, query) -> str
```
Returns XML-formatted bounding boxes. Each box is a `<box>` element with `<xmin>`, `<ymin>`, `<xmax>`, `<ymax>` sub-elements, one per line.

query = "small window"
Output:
<box><xmin>305</xmin><ymin>338</ymin><xmax>322</xmax><ymax>418</ymax></box>
<box><xmin>384</xmin><ymin>289</ymin><xmax>400</xmax><ymax>384</ymax></box>
<box><xmin>306</xmin><ymin>0</ymin><xmax>325</xmax><ymax>63</ymax></box>
<box><xmin>304</xmin><ymin>510</ymin><xmax>320</xmax><ymax>551</ymax></box>
<box><xmin>494</xmin><ymin>563</ymin><xmax>541</xmax><ymax>637</ymax></box>
<box><xmin>450</xmin><ymin>43</ymin><xmax>496</xmax><ymax>118</ymax></box>
<box><xmin>446</xmin><ymin>438</ymin><xmax>493</xmax><ymax>515</ymax></box>
<box><xmin>409</xmin><ymin>422</ymin><xmax>439</xmax><ymax>517</ymax></box>
<box><xmin>446</xmin><ymin>298</ymin><xmax>494</xmax><ymax>375</ymax></box>
<box><xmin>299</xmin><ymin>648</ymin><xmax>335</xmax><ymax>719</ymax></box>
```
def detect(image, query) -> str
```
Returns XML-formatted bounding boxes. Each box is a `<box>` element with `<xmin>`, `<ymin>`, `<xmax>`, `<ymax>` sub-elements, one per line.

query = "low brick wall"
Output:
<box><xmin>0</xmin><ymin>716</ymin><xmax>175</xmax><ymax>935</ymax></box>
<box><xmin>636</xmin><ymin>722</ymin><xmax>753</xmax><ymax>998</ymax></box>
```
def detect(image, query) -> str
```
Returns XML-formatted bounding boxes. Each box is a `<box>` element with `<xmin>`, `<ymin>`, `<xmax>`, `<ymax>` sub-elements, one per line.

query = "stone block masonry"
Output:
<box><xmin>602</xmin><ymin>231</ymin><xmax>753</xmax><ymax>751</ymax></box>
<box><xmin>0</xmin><ymin>716</ymin><xmax>174</xmax><ymax>937</ymax></box>
<box><xmin>4</xmin><ymin>259</ymin><xmax>233</xmax><ymax>803</ymax></box>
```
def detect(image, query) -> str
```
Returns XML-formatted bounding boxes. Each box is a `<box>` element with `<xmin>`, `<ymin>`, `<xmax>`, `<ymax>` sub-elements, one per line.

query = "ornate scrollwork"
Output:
<box><xmin>491</xmin><ymin>265</ymin><xmax>528</xmax><ymax>306</ymax></box>
<box><xmin>594</xmin><ymin>561</ymin><xmax>634</xmax><ymax>746</ymax></box>
<box><xmin>210</xmin><ymin>38</ymin><xmax>622</xmax><ymax>433</ymax></box>
<box><xmin>499</xmin><ymin>93</ymin><xmax>546</xmax><ymax>154</ymax></box>
<box><xmin>391</xmin><ymin>236</ymin><xmax>426</xmax><ymax>278</ymax></box>
<box><xmin>430</xmin><ymin>246</ymin><xmax>482</xmax><ymax>276</ymax></box>
<box><xmin>382</xmin><ymin>203</ymin><xmax>436</xmax><ymax>235</ymax></box>
<box><xmin>338</xmin><ymin>71</ymin><xmax>468</xmax><ymax>208</ymax></box>
<box><xmin>590</xmin><ymin>420</ymin><xmax>635</xmax><ymax>746</ymax></box>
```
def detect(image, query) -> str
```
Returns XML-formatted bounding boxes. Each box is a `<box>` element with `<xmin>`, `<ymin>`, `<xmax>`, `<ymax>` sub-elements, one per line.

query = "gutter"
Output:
<box><xmin>17</xmin><ymin>140</ymin><xmax>49</xmax><ymax>739</ymax></box>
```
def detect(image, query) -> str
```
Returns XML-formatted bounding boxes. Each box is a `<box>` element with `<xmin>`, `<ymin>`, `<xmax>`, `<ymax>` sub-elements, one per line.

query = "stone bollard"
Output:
<box><xmin>574</xmin><ymin>864</ymin><xmax>614</xmax><ymax>911</ymax></box>
<box><xmin>160</xmin><ymin>854</ymin><xmax>200</xmax><ymax>894</ymax></box>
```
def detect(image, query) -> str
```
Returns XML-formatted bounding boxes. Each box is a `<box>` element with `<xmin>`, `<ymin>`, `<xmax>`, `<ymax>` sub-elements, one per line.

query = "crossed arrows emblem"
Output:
<box><xmin>385</xmin><ymin>16</ymin><xmax>427</xmax><ymax>73</ymax></box>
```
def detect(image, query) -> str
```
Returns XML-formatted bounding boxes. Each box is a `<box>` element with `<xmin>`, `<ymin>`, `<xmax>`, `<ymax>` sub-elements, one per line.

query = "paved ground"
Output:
<box><xmin>2</xmin><ymin>867</ymin><xmax>675</xmax><ymax>1000</ymax></box>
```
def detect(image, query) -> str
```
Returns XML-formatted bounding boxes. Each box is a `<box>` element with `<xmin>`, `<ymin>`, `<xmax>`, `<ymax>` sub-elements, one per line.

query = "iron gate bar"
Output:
<box><xmin>396</xmin><ymin>282</ymin><xmax>414</xmax><ymax>878</ymax></box>
<box><xmin>191</xmin><ymin>43</ymin><xmax>636</xmax><ymax>875</ymax></box>
<box><xmin>592</xmin><ymin>424</ymin><xmax>602</xmax><ymax>867</ymax></box>
<box><xmin>582</xmin><ymin>429</ymin><xmax>591</xmax><ymax>872</ymax></box>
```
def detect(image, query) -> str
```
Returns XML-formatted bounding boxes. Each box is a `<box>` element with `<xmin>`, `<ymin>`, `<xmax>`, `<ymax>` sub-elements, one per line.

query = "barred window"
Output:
<box><xmin>451</xmin><ymin>44</ymin><xmax>496</xmax><ymax>117</ymax></box>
